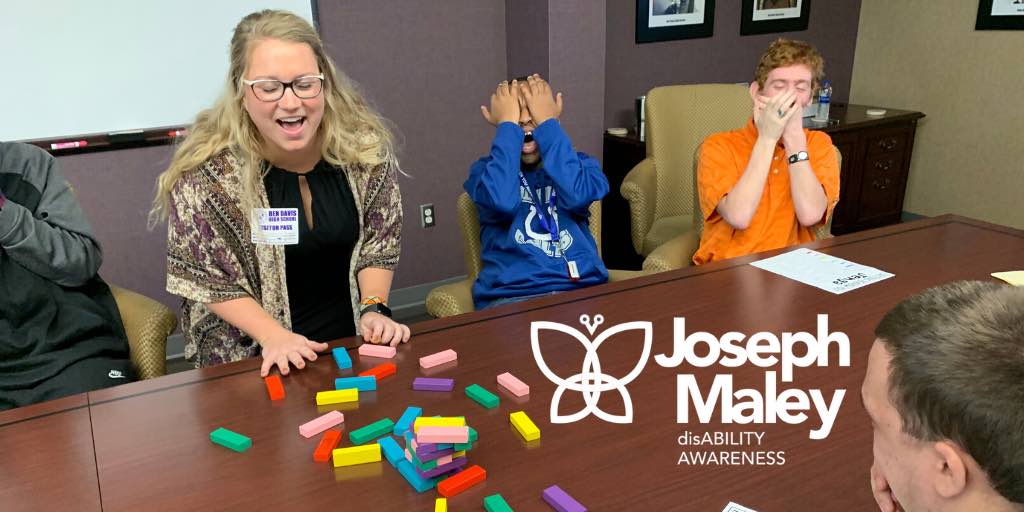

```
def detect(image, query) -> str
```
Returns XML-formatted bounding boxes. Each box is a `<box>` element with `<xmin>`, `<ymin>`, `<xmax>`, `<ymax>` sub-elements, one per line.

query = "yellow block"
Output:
<box><xmin>453</xmin><ymin>450</ymin><xmax>466</xmax><ymax>458</ymax></box>
<box><xmin>316</xmin><ymin>388</ymin><xmax>359</xmax><ymax>406</ymax></box>
<box><xmin>435</xmin><ymin>498</ymin><xmax>448</xmax><ymax>512</ymax></box>
<box><xmin>413</xmin><ymin>416</ymin><xmax>465</xmax><ymax>433</ymax></box>
<box><xmin>510</xmin><ymin>411</ymin><xmax>540</xmax><ymax>441</ymax></box>
<box><xmin>332</xmin><ymin>444</ymin><xmax>381</xmax><ymax>467</ymax></box>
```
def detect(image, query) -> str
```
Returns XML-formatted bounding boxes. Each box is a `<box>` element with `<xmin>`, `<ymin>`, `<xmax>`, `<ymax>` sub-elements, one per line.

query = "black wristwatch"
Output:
<box><xmin>788</xmin><ymin>151</ymin><xmax>810</xmax><ymax>164</ymax></box>
<box><xmin>359</xmin><ymin>302</ymin><xmax>393</xmax><ymax>318</ymax></box>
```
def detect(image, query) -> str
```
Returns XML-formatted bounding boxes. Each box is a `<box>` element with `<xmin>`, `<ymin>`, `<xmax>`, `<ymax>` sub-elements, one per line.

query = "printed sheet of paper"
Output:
<box><xmin>722</xmin><ymin>502</ymin><xmax>758</xmax><ymax>512</ymax></box>
<box><xmin>750</xmin><ymin>248</ymin><xmax>894</xmax><ymax>294</ymax></box>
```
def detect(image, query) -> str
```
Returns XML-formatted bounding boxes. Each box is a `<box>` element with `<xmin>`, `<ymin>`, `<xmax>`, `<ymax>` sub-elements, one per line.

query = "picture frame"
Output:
<box><xmin>976</xmin><ymin>0</ymin><xmax>1024</xmax><ymax>30</ymax></box>
<box><xmin>636</xmin><ymin>0</ymin><xmax>716</xmax><ymax>43</ymax></box>
<box><xmin>740</xmin><ymin>0</ymin><xmax>810</xmax><ymax>36</ymax></box>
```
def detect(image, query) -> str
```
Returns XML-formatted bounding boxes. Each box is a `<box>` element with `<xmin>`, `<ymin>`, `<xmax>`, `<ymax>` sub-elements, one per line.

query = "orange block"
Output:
<box><xmin>264</xmin><ymin>375</ymin><xmax>285</xmax><ymax>401</ymax></box>
<box><xmin>313</xmin><ymin>430</ymin><xmax>343</xmax><ymax>462</ymax></box>
<box><xmin>437</xmin><ymin>465</ymin><xmax>487</xmax><ymax>498</ymax></box>
<box><xmin>358</xmin><ymin>363</ymin><xmax>396</xmax><ymax>381</ymax></box>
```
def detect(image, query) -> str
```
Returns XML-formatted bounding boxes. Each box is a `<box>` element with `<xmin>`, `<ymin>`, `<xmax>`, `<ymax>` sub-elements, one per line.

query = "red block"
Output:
<box><xmin>313</xmin><ymin>430</ymin><xmax>342</xmax><ymax>462</ymax></box>
<box><xmin>437</xmin><ymin>465</ymin><xmax>487</xmax><ymax>498</ymax></box>
<box><xmin>264</xmin><ymin>375</ymin><xmax>285</xmax><ymax>401</ymax></box>
<box><xmin>358</xmin><ymin>363</ymin><xmax>396</xmax><ymax>381</ymax></box>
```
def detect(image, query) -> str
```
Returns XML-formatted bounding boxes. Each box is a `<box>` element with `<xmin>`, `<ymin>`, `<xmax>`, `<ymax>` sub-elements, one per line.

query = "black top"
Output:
<box><xmin>263</xmin><ymin>160</ymin><xmax>359</xmax><ymax>342</ymax></box>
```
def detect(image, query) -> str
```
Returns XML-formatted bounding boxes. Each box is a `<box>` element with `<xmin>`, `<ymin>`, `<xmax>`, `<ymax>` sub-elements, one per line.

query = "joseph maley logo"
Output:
<box><xmin>530</xmin><ymin>314</ymin><xmax>653</xmax><ymax>424</ymax></box>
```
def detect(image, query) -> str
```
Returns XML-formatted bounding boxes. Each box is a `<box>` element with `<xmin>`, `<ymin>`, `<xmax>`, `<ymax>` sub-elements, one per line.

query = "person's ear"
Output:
<box><xmin>931</xmin><ymin>441</ymin><xmax>969</xmax><ymax>500</ymax></box>
<box><xmin>749</xmin><ymin>81</ymin><xmax>760</xmax><ymax>101</ymax></box>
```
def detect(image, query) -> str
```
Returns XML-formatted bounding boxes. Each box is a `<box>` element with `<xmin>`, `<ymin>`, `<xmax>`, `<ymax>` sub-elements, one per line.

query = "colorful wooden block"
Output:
<box><xmin>335</xmin><ymin>376</ymin><xmax>377</xmax><ymax>392</ymax></box>
<box><xmin>315</xmin><ymin>388</ymin><xmax>359</xmax><ymax>406</ymax></box>
<box><xmin>413</xmin><ymin>416</ymin><xmax>465</xmax><ymax>433</ymax></box>
<box><xmin>509</xmin><ymin>411</ymin><xmax>540</xmax><ymax>441</ymax></box>
<box><xmin>264</xmin><ymin>375</ymin><xmax>285</xmax><ymax>400</ymax></box>
<box><xmin>483</xmin><ymin>493</ymin><xmax>514</xmax><ymax>512</ymax></box>
<box><xmin>358</xmin><ymin>362</ymin><xmax>396</xmax><ymax>381</ymax></box>
<box><xmin>542</xmin><ymin>485</ymin><xmax>587</xmax><ymax>512</ymax></box>
<box><xmin>349</xmin><ymin>418</ymin><xmax>395</xmax><ymax>445</ymax></box>
<box><xmin>332</xmin><ymin>444</ymin><xmax>381</xmax><ymax>467</ymax></box>
<box><xmin>435</xmin><ymin>498</ymin><xmax>448</xmax><ymax>512</ymax></box>
<box><xmin>313</xmin><ymin>430</ymin><xmax>342</xmax><ymax>462</ymax></box>
<box><xmin>396</xmin><ymin>459</ymin><xmax>438</xmax><ymax>493</ymax></box>
<box><xmin>437</xmin><ymin>464</ymin><xmax>487</xmax><ymax>498</ymax></box>
<box><xmin>394</xmin><ymin>406</ymin><xmax>423</xmax><ymax>436</ymax></box>
<box><xmin>466</xmin><ymin>384</ymin><xmax>500</xmax><ymax>409</ymax></box>
<box><xmin>496</xmin><ymin>372</ymin><xmax>529</xmax><ymax>397</ymax></box>
<box><xmin>419</xmin><ymin>349</ymin><xmax>457</xmax><ymax>369</ymax></box>
<box><xmin>415</xmin><ymin>457</ymin><xmax>467</xmax><ymax>479</ymax></box>
<box><xmin>210</xmin><ymin>427</ymin><xmax>251</xmax><ymax>452</ymax></box>
<box><xmin>413</xmin><ymin>377</ymin><xmax>455</xmax><ymax>392</ymax></box>
<box><xmin>358</xmin><ymin>343</ymin><xmax>396</xmax><ymax>359</ymax></box>
<box><xmin>378</xmin><ymin>436</ymin><xmax>405</xmax><ymax>467</ymax></box>
<box><xmin>417</xmin><ymin>426</ymin><xmax>469</xmax><ymax>444</ymax></box>
<box><xmin>299</xmin><ymin>410</ymin><xmax>345</xmax><ymax>438</ymax></box>
<box><xmin>332</xmin><ymin>347</ymin><xmax>352</xmax><ymax>369</ymax></box>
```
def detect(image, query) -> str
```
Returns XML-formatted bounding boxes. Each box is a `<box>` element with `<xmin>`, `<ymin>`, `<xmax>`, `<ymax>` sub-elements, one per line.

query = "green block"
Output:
<box><xmin>454</xmin><ymin>427</ymin><xmax>479</xmax><ymax>450</ymax></box>
<box><xmin>349</xmin><ymin>418</ymin><xmax>395</xmax><ymax>445</ymax></box>
<box><xmin>483</xmin><ymin>493</ymin><xmax>514</xmax><ymax>512</ymax></box>
<box><xmin>210</xmin><ymin>427</ymin><xmax>251</xmax><ymax>452</ymax></box>
<box><xmin>465</xmin><ymin>384</ymin><xmax>500</xmax><ymax>409</ymax></box>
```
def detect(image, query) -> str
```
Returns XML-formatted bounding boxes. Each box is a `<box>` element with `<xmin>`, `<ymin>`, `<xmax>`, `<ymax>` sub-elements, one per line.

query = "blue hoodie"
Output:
<box><xmin>464</xmin><ymin>119</ymin><xmax>609</xmax><ymax>309</ymax></box>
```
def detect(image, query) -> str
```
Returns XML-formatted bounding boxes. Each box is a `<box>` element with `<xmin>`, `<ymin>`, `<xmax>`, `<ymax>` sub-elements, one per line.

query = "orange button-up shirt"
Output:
<box><xmin>693</xmin><ymin>118</ymin><xmax>840</xmax><ymax>265</ymax></box>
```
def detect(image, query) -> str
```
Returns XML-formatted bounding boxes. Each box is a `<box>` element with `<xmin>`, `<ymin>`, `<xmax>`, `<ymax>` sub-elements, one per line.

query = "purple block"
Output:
<box><xmin>415</xmin><ymin>445</ymin><xmax>455</xmax><ymax>462</ymax></box>
<box><xmin>414</xmin><ymin>457</ymin><xmax>467</xmax><ymax>479</ymax></box>
<box><xmin>413</xmin><ymin>377</ymin><xmax>455</xmax><ymax>392</ymax></box>
<box><xmin>542</xmin><ymin>485</ymin><xmax>587</xmax><ymax>512</ymax></box>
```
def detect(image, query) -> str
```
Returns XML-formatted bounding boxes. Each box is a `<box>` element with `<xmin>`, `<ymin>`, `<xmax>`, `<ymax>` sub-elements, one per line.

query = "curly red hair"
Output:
<box><xmin>753</xmin><ymin>38</ymin><xmax>825</xmax><ymax>91</ymax></box>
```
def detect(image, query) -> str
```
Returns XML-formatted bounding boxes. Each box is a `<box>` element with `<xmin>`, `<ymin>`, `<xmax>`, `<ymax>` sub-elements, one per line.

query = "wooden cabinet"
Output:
<box><xmin>600</xmin><ymin>103</ymin><xmax>925</xmax><ymax>267</ymax></box>
<box><xmin>822</xmin><ymin>104</ymin><xmax>925</xmax><ymax>235</ymax></box>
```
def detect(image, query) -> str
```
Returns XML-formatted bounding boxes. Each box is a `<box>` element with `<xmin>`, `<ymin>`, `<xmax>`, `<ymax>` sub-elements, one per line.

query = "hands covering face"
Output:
<box><xmin>481</xmin><ymin>74</ymin><xmax>563</xmax><ymax>127</ymax></box>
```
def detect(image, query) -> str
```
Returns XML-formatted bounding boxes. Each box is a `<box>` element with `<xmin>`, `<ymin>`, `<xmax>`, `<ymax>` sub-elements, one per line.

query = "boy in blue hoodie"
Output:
<box><xmin>465</xmin><ymin>74</ymin><xmax>609</xmax><ymax>310</ymax></box>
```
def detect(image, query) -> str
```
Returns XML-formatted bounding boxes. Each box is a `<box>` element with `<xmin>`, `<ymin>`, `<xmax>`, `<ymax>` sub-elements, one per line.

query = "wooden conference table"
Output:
<box><xmin>2</xmin><ymin>215</ymin><xmax>1022</xmax><ymax>511</ymax></box>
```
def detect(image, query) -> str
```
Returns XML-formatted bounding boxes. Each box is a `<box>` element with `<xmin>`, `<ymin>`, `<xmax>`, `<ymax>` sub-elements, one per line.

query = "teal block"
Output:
<box><xmin>335</xmin><ymin>376</ymin><xmax>377</xmax><ymax>391</ymax></box>
<box><xmin>350</xmin><ymin>418</ymin><xmax>395</xmax><ymax>445</ymax></box>
<box><xmin>396</xmin><ymin>460</ymin><xmax>437</xmax><ymax>493</ymax></box>
<box><xmin>210</xmin><ymin>427</ymin><xmax>251</xmax><ymax>452</ymax></box>
<box><xmin>466</xmin><ymin>384</ymin><xmax>500</xmax><ymax>409</ymax></box>
<box><xmin>484</xmin><ymin>493</ymin><xmax>514</xmax><ymax>512</ymax></box>
<box><xmin>378</xmin><ymin>436</ymin><xmax>405</xmax><ymax>467</ymax></box>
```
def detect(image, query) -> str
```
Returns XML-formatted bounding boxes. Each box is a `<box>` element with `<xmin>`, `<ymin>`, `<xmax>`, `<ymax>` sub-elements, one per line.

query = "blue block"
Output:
<box><xmin>378</xmin><ymin>436</ymin><xmax>405</xmax><ymax>467</ymax></box>
<box><xmin>332</xmin><ymin>347</ymin><xmax>352</xmax><ymax>370</ymax></box>
<box><xmin>335</xmin><ymin>376</ymin><xmax>377</xmax><ymax>392</ymax></box>
<box><xmin>396</xmin><ymin>460</ymin><xmax>437</xmax><ymax>493</ymax></box>
<box><xmin>394</xmin><ymin>406</ymin><xmax>423</xmax><ymax>436</ymax></box>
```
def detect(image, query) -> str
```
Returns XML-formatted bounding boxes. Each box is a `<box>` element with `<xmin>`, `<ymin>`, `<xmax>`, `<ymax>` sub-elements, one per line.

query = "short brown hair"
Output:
<box><xmin>753</xmin><ymin>38</ymin><xmax>825</xmax><ymax>91</ymax></box>
<box><xmin>875</xmin><ymin>281</ymin><xmax>1024</xmax><ymax>504</ymax></box>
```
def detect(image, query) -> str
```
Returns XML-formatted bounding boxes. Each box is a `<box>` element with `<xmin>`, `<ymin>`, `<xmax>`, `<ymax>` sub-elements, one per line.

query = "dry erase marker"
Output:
<box><xmin>50</xmin><ymin>141</ymin><xmax>88</xmax><ymax>150</ymax></box>
<box><xmin>168</xmin><ymin>129</ymin><xmax>188</xmax><ymax>138</ymax></box>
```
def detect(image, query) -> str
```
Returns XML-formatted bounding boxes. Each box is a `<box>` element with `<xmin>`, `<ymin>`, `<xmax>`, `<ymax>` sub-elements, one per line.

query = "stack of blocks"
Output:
<box><xmin>397</xmin><ymin>416</ymin><xmax>481</xmax><ymax>493</ymax></box>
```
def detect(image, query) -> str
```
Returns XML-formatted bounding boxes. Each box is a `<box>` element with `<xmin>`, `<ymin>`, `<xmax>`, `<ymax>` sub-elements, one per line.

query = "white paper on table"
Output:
<box><xmin>750</xmin><ymin>248</ymin><xmax>894</xmax><ymax>294</ymax></box>
<box><xmin>722</xmin><ymin>502</ymin><xmax>758</xmax><ymax>512</ymax></box>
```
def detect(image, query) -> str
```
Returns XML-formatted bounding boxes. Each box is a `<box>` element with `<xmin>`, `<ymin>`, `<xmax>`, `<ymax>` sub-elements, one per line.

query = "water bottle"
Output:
<box><xmin>814</xmin><ymin>79</ymin><xmax>832</xmax><ymax>122</ymax></box>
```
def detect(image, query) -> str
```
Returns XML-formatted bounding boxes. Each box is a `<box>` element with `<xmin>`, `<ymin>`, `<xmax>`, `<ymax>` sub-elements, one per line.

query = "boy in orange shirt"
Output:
<box><xmin>693</xmin><ymin>38</ymin><xmax>839</xmax><ymax>265</ymax></box>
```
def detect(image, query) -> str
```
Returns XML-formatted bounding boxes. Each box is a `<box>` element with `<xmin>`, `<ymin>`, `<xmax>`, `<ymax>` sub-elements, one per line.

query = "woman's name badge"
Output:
<box><xmin>251</xmin><ymin>208</ymin><xmax>299</xmax><ymax>245</ymax></box>
<box><xmin>567</xmin><ymin>260</ymin><xmax>580</xmax><ymax>281</ymax></box>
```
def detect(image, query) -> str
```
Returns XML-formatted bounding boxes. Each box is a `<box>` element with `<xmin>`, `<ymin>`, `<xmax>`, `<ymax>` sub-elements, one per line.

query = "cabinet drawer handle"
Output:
<box><xmin>877</xmin><ymin>138</ymin><xmax>898</xmax><ymax>151</ymax></box>
<box><xmin>872</xmin><ymin>177</ymin><xmax>893</xmax><ymax>191</ymax></box>
<box><xmin>874</xmin><ymin>160</ymin><xmax>893</xmax><ymax>172</ymax></box>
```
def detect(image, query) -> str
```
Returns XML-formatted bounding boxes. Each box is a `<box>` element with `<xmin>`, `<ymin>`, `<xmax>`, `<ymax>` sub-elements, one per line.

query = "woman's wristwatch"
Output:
<box><xmin>359</xmin><ymin>296</ymin><xmax>392</xmax><ymax>318</ymax></box>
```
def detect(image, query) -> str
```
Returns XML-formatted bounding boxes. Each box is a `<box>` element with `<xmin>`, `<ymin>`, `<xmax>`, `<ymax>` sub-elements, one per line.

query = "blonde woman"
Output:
<box><xmin>151</xmin><ymin>10</ymin><xmax>410</xmax><ymax>377</ymax></box>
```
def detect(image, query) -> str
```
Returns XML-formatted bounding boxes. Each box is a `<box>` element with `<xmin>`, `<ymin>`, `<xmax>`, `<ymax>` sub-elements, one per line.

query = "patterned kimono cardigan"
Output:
<box><xmin>166</xmin><ymin>150</ymin><xmax>402</xmax><ymax>366</ymax></box>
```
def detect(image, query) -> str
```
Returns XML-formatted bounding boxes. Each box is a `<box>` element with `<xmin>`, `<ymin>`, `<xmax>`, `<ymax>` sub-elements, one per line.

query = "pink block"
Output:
<box><xmin>299</xmin><ymin>410</ymin><xmax>345</xmax><ymax>438</ymax></box>
<box><xmin>404</xmin><ymin>448</ymin><xmax>414</xmax><ymax>462</ymax></box>
<box><xmin>358</xmin><ymin>344</ymin><xmax>396</xmax><ymax>358</ymax></box>
<box><xmin>497</xmin><ymin>372</ymin><xmax>530</xmax><ymax>396</ymax></box>
<box><xmin>435</xmin><ymin>454</ymin><xmax>454</xmax><ymax>466</ymax></box>
<box><xmin>419</xmin><ymin>349</ymin><xmax>457</xmax><ymax>369</ymax></box>
<box><xmin>416</xmin><ymin>426</ymin><xmax>469</xmax><ymax>444</ymax></box>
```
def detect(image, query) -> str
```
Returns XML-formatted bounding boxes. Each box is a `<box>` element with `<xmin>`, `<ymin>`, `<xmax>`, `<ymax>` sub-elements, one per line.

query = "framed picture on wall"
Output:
<box><xmin>636</xmin><ymin>0</ymin><xmax>716</xmax><ymax>43</ymax></box>
<box><xmin>740</xmin><ymin>0</ymin><xmax>810</xmax><ymax>35</ymax></box>
<box><xmin>976</xmin><ymin>0</ymin><xmax>1024</xmax><ymax>30</ymax></box>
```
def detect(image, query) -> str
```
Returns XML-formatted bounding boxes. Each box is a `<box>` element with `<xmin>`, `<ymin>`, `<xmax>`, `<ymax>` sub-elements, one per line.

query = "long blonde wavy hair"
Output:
<box><xmin>150</xmin><ymin>9</ymin><xmax>397</xmax><ymax>226</ymax></box>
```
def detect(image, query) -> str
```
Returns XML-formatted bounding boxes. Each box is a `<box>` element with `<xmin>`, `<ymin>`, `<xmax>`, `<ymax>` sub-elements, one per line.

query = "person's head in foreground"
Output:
<box><xmin>863</xmin><ymin>280</ymin><xmax>1024</xmax><ymax>512</ymax></box>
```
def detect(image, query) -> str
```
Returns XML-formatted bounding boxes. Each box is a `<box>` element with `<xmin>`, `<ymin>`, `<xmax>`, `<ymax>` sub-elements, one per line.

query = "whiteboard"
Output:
<box><xmin>1</xmin><ymin>0</ymin><xmax>315</xmax><ymax>142</ymax></box>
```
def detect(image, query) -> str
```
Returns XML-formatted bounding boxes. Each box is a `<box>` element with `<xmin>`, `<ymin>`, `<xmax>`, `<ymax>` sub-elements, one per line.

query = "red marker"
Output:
<box><xmin>50</xmin><ymin>141</ymin><xmax>88</xmax><ymax>150</ymax></box>
<box><xmin>168</xmin><ymin>129</ymin><xmax>188</xmax><ymax>138</ymax></box>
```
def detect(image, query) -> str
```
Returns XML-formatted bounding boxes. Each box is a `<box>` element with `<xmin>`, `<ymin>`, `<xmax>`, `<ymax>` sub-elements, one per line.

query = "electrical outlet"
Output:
<box><xmin>420</xmin><ymin>203</ymin><xmax>435</xmax><ymax>228</ymax></box>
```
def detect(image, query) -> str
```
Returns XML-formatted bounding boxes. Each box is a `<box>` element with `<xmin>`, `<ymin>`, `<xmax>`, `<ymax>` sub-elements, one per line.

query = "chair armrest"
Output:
<box><xmin>620</xmin><ymin>158</ymin><xmax>657</xmax><ymax>255</ymax></box>
<box><xmin>109</xmin><ymin>284</ymin><xmax>177</xmax><ymax>380</ymax></box>
<box><xmin>607</xmin><ymin>269</ymin><xmax>647</xmax><ymax>282</ymax></box>
<box><xmin>641</xmin><ymin>230</ymin><xmax>700</xmax><ymax>274</ymax></box>
<box><xmin>425</xmin><ymin>279</ymin><xmax>476</xmax><ymax>318</ymax></box>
